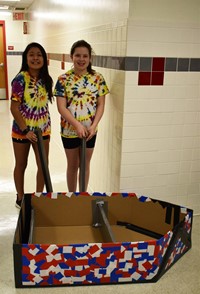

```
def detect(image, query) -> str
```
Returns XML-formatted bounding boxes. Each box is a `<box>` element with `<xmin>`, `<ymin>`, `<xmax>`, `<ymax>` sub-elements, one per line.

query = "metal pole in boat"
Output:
<box><xmin>80</xmin><ymin>138</ymin><xmax>86</xmax><ymax>192</ymax></box>
<box><xmin>35</xmin><ymin>128</ymin><xmax>53</xmax><ymax>192</ymax></box>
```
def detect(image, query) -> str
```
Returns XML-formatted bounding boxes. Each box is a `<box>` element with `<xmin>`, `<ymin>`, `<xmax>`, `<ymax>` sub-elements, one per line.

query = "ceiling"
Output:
<box><xmin>0</xmin><ymin>0</ymin><xmax>34</xmax><ymax>11</ymax></box>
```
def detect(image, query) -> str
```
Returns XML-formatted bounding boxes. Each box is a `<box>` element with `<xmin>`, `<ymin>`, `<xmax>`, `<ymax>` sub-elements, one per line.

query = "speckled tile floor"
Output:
<box><xmin>0</xmin><ymin>100</ymin><xmax>199</xmax><ymax>293</ymax></box>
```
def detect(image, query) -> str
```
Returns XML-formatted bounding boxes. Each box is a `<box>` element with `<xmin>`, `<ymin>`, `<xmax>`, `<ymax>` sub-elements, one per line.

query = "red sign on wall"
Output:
<box><xmin>8</xmin><ymin>46</ymin><xmax>14</xmax><ymax>50</ymax></box>
<box><xmin>13</xmin><ymin>12</ymin><xmax>24</xmax><ymax>20</ymax></box>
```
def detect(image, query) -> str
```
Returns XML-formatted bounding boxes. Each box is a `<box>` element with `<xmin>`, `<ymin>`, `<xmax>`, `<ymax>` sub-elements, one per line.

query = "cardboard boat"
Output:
<box><xmin>13</xmin><ymin>131</ymin><xmax>193</xmax><ymax>288</ymax></box>
<box><xmin>13</xmin><ymin>192</ymin><xmax>193</xmax><ymax>287</ymax></box>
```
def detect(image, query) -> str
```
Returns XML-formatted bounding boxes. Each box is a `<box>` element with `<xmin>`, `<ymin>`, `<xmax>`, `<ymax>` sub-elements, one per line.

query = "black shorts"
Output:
<box><xmin>12</xmin><ymin>135</ymin><xmax>50</xmax><ymax>144</ymax></box>
<box><xmin>61</xmin><ymin>135</ymin><xmax>97</xmax><ymax>149</ymax></box>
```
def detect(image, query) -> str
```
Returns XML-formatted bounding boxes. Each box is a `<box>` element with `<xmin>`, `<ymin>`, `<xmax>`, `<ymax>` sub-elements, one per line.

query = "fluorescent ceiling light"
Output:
<box><xmin>0</xmin><ymin>11</ymin><xmax>12</xmax><ymax>15</ymax></box>
<box><xmin>33</xmin><ymin>11</ymin><xmax>81</xmax><ymax>21</ymax></box>
<box><xmin>51</xmin><ymin>0</ymin><xmax>108</xmax><ymax>9</ymax></box>
<box><xmin>0</xmin><ymin>5</ymin><xmax>9</xmax><ymax>10</ymax></box>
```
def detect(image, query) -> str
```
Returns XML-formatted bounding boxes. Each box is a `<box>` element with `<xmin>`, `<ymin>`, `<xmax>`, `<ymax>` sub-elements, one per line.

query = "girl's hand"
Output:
<box><xmin>86</xmin><ymin>126</ymin><xmax>96</xmax><ymax>141</ymax></box>
<box><xmin>76</xmin><ymin>123</ymin><xmax>88</xmax><ymax>139</ymax></box>
<box><xmin>26</xmin><ymin>131</ymin><xmax>38</xmax><ymax>143</ymax></box>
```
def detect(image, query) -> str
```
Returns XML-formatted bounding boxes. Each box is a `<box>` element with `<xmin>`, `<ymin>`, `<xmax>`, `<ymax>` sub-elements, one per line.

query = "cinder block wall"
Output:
<box><xmin>122</xmin><ymin>0</ymin><xmax>200</xmax><ymax>213</ymax></box>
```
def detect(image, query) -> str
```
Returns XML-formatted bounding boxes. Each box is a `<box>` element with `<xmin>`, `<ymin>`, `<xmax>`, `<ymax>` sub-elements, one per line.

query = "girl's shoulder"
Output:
<box><xmin>57</xmin><ymin>69</ymin><xmax>74</xmax><ymax>84</ymax></box>
<box><xmin>61</xmin><ymin>69</ymin><xmax>74</xmax><ymax>77</ymax></box>
<box><xmin>13</xmin><ymin>71</ymin><xmax>30</xmax><ymax>81</ymax></box>
<box><xmin>90</xmin><ymin>71</ymin><xmax>106</xmax><ymax>81</ymax></box>
<box><xmin>57</xmin><ymin>69</ymin><xmax>74</xmax><ymax>81</ymax></box>
<box><xmin>12</xmin><ymin>71</ymin><xmax>28</xmax><ymax>85</ymax></box>
<box><xmin>90</xmin><ymin>70</ymin><xmax>103</xmax><ymax>77</ymax></box>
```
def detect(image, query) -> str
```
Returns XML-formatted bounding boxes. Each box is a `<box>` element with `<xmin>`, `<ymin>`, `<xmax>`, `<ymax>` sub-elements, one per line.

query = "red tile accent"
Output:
<box><xmin>152</xmin><ymin>58</ymin><xmax>165</xmax><ymax>71</ymax></box>
<box><xmin>151</xmin><ymin>72</ymin><xmax>164</xmax><ymax>85</ymax></box>
<box><xmin>138</xmin><ymin>72</ymin><xmax>151</xmax><ymax>85</ymax></box>
<box><xmin>47</xmin><ymin>53</ymin><xmax>50</xmax><ymax>66</ymax></box>
<box><xmin>61</xmin><ymin>61</ymin><xmax>65</xmax><ymax>70</ymax></box>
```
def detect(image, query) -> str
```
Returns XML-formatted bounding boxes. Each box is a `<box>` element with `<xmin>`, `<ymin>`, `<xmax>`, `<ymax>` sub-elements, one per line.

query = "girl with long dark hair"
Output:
<box><xmin>10</xmin><ymin>42</ymin><xmax>53</xmax><ymax>208</ymax></box>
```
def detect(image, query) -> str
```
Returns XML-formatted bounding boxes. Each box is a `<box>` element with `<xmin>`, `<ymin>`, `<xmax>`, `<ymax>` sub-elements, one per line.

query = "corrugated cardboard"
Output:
<box><xmin>13</xmin><ymin>192</ymin><xmax>193</xmax><ymax>288</ymax></box>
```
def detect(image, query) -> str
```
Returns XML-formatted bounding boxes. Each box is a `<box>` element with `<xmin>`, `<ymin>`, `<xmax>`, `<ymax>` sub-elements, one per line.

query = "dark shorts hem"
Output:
<box><xmin>12</xmin><ymin>135</ymin><xmax>50</xmax><ymax>144</ymax></box>
<box><xmin>61</xmin><ymin>135</ymin><xmax>97</xmax><ymax>149</ymax></box>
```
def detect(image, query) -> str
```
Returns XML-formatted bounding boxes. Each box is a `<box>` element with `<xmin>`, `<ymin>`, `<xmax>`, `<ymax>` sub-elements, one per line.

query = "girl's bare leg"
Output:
<box><xmin>65</xmin><ymin>147</ymin><xmax>80</xmax><ymax>192</ymax></box>
<box><xmin>12</xmin><ymin>141</ymin><xmax>30</xmax><ymax>200</ymax></box>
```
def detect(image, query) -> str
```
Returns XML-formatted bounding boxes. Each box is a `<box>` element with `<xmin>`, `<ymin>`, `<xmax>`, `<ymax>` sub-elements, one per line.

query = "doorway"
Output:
<box><xmin>0</xmin><ymin>21</ymin><xmax>8</xmax><ymax>100</ymax></box>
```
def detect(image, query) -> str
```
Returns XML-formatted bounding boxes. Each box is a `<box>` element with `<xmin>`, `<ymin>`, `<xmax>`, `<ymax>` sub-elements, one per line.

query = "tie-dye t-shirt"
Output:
<box><xmin>54</xmin><ymin>69</ymin><xmax>109</xmax><ymax>138</ymax></box>
<box><xmin>11</xmin><ymin>71</ymin><xmax>51</xmax><ymax>139</ymax></box>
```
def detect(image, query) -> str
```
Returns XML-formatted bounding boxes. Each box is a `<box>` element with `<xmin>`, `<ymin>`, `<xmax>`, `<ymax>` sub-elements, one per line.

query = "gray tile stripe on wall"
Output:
<box><xmin>6</xmin><ymin>52</ymin><xmax>200</xmax><ymax>72</ymax></box>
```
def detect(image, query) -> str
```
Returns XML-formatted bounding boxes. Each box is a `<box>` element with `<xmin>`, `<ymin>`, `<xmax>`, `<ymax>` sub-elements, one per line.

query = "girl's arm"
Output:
<box><xmin>87</xmin><ymin>95</ymin><xmax>105</xmax><ymax>141</ymax></box>
<box><xmin>56</xmin><ymin>96</ymin><xmax>88</xmax><ymax>138</ymax></box>
<box><xmin>10</xmin><ymin>100</ymin><xmax>37</xmax><ymax>142</ymax></box>
<box><xmin>10</xmin><ymin>76</ymin><xmax>32</xmax><ymax>135</ymax></box>
<box><xmin>10</xmin><ymin>100</ymin><xmax>27</xmax><ymax>131</ymax></box>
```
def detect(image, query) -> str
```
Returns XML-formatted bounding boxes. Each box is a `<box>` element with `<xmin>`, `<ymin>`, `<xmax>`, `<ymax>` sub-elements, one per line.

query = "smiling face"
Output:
<box><xmin>71</xmin><ymin>46</ymin><xmax>91</xmax><ymax>75</ymax></box>
<box><xmin>27</xmin><ymin>47</ymin><xmax>44</xmax><ymax>76</ymax></box>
